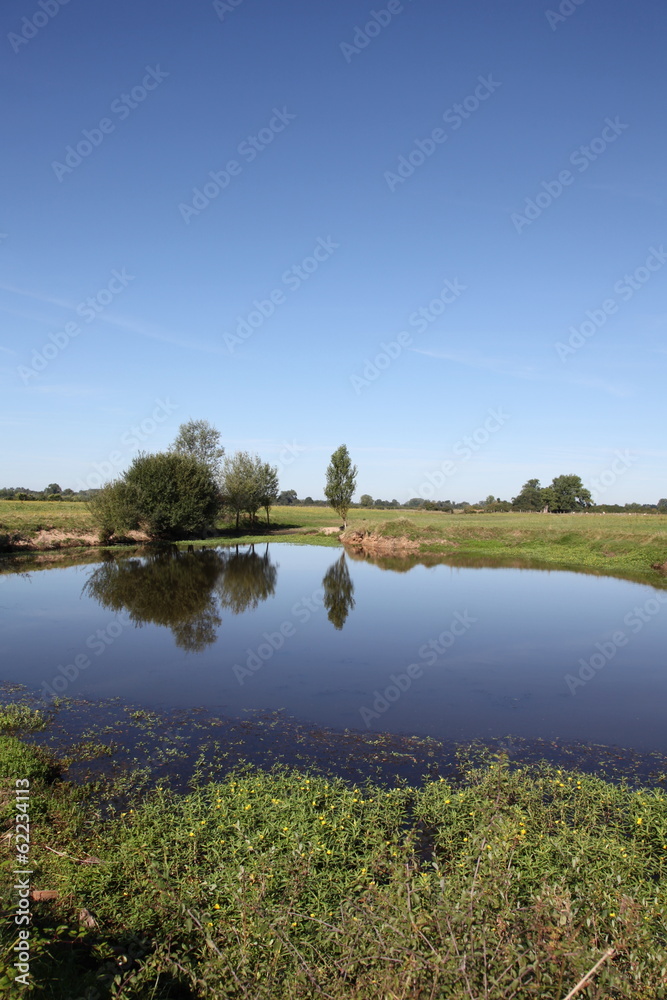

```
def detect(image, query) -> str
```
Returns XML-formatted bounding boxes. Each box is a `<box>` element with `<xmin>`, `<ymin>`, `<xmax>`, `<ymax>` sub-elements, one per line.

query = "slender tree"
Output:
<box><xmin>170</xmin><ymin>419</ymin><xmax>225</xmax><ymax>475</ymax></box>
<box><xmin>324</xmin><ymin>444</ymin><xmax>358</xmax><ymax>528</ymax></box>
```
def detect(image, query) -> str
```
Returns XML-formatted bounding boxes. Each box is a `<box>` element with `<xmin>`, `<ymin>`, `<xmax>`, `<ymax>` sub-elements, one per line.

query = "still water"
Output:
<box><xmin>1</xmin><ymin>544</ymin><xmax>666</xmax><ymax>751</ymax></box>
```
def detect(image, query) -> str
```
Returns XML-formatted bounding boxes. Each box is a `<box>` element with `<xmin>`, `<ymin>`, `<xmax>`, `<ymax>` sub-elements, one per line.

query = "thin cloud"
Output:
<box><xmin>0</xmin><ymin>282</ymin><xmax>226</xmax><ymax>357</ymax></box>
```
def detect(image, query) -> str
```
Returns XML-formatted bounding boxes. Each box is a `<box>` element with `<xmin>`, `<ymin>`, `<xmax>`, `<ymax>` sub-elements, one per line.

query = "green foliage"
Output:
<box><xmin>219</xmin><ymin>452</ymin><xmax>279</xmax><ymax>528</ymax></box>
<box><xmin>89</xmin><ymin>452</ymin><xmax>220</xmax><ymax>541</ymax></box>
<box><xmin>512</xmin><ymin>478</ymin><xmax>544</xmax><ymax>511</ymax></box>
<box><xmin>170</xmin><ymin>418</ymin><xmax>225</xmax><ymax>474</ymax></box>
<box><xmin>11</xmin><ymin>757</ymin><xmax>667</xmax><ymax>998</ymax></box>
<box><xmin>359</xmin><ymin>494</ymin><xmax>373</xmax><ymax>508</ymax></box>
<box><xmin>0</xmin><ymin>703</ymin><xmax>48</xmax><ymax>733</ymax></box>
<box><xmin>548</xmin><ymin>474</ymin><xmax>593</xmax><ymax>513</ymax></box>
<box><xmin>324</xmin><ymin>445</ymin><xmax>358</xmax><ymax>528</ymax></box>
<box><xmin>0</xmin><ymin>733</ymin><xmax>57</xmax><ymax>783</ymax></box>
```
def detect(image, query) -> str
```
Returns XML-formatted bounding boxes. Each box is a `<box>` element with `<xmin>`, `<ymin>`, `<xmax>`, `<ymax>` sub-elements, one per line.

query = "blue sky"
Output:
<box><xmin>1</xmin><ymin>0</ymin><xmax>665</xmax><ymax>503</ymax></box>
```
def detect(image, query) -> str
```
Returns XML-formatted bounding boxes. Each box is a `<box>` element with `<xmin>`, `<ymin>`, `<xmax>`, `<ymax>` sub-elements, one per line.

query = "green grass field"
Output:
<box><xmin>1</xmin><ymin>501</ymin><xmax>666</xmax><ymax>586</ymax></box>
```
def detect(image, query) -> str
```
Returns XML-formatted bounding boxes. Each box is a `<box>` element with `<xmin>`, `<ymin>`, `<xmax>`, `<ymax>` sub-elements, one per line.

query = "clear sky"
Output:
<box><xmin>1</xmin><ymin>0</ymin><xmax>665</xmax><ymax>503</ymax></box>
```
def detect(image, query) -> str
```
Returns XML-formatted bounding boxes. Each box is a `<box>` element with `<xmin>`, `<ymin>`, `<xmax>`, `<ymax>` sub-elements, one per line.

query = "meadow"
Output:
<box><xmin>1</xmin><ymin>500</ymin><xmax>666</xmax><ymax>586</ymax></box>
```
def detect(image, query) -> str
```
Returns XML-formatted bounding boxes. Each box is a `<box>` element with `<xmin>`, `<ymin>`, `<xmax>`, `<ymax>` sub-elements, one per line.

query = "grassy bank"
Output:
<box><xmin>1</xmin><ymin>725</ymin><xmax>667</xmax><ymax>998</ymax></box>
<box><xmin>2</xmin><ymin>501</ymin><xmax>666</xmax><ymax>587</ymax></box>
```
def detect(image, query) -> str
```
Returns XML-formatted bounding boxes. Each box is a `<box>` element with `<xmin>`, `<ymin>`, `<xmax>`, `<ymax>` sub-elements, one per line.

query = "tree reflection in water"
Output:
<box><xmin>83</xmin><ymin>544</ymin><xmax>279</xmax><ymax>652</ymax></box>
<box><xmin>321</xmin><ymin>552</ymin><xmax>356</xmax><ymax>630</ymax></box>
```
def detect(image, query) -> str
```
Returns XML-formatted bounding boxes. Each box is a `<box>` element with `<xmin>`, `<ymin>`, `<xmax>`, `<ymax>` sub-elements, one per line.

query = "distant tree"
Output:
<box><xmin>278</xmin><ymin>489</ymin><xmax>298</xmax><ymax>506</ymax></box>
<box><xmin>44</xmin><ymin>483</ymin><xmax>61</xmax><ymax>495</ymax></box>
<box><xmin>403</xmin><ymin>498</ymin><xmax>425</xmax><ymax>509</ymax></box>
<box><xmin>546</xmin><ymin>474</ymin><xmax>593</xmax><ymax>513</ymax></box>
<box><xmin>302</xmin><ymin>497</ymin><xmax>315</xmax><ymax>505</ymax></box>
<box><xmin>512</xmin><ymin>479</ymin><xmax>543</xmax><ymax>512</ymax></box>
<box><xmin>257</xmin><ymin>461</ymin><xmax>279</xmax><ymax>525</ymax></box>
<box><xmin>324</xmin><ymin>445</ymin><xmax>357</xmax><ymax>528</ymax></box>
<box><xmin>359</xmin><ymin>494</ymin><xmax>373</xmax><ymax>508</ymax></box>
<box><xmin>170</xmin><ymin>419</ymin><xmax>225</xmax><ymax>475</ymax></box>
<box><xmin>62</xmin><ymin>488</ymin><xmax>74</xmax><ymax>496</ymax></box>
<box><xmin>16</xmin><ymin>492</ymin><xmax>28</xmax><ymax>502</ymax></box>
<box><xmin>658</xmin><ymin>499</ymin><xmax>667</xmax><ymax>512</ymax></box>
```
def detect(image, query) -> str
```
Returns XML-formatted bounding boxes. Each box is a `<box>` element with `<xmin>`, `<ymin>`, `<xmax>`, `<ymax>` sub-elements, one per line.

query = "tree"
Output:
<box><xmin>512</xmin><ymin>479</ymin><xmax>543</xmax><ymax>512</ymax></box>
<box><xmin>44</xmin><ymin>483</ymin><xmax>61</xmax><ymax>494</ymax></box>
<box><xmin>219</xmin><ymin>452</ymin><xmax>257</xmax><ymax>530</ymax></box>
<box><xmin>278</xmin><ymin>489</ymin><xmax>298</xmax><ymax>506</ymax></box>
<box><xmin>170</xmin><ymin>419</ymin><xmax>225</xmax><ymax>475</ymax></box>
<box><xmin>324</xmin><ymin>445</ymin><xmax>357</xmax><ymax>528</ymax></box>
<box><xmin>658</xmin><ymin>499</ymin><xmax>667</xmax><ymax>512</ymax></box>
<box><xmin>546</xmin><ymin>474</ymin><xmax>593</xmax><ymax>513</ymax></box>
<box><xmin>88</xmin><ymin>452</ymin><xmax>220</xmax><ymax>542</ymax></box>
<box><xmin>257</xmin><ymin>461</ymin><xmax>279</xmax><ymax>525</ymax></box>
<box><xmin>359</xmin><ymin>494</ymin><xmax>373</xmax><ymax>508</ymax></box>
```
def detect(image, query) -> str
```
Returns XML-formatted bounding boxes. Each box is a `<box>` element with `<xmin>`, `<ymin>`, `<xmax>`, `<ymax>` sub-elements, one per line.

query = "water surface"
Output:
<box><xmin>1</xmin><ymin>544</ymin><xmax>666</xmax><ymax>752</ymax></box>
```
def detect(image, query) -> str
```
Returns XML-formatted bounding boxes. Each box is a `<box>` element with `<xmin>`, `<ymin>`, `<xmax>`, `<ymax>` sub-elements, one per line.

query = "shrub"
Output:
<box><xmin>89</xmin><ymin>452</ymin><xmax>220</xmax><ymax>542</ymax></box>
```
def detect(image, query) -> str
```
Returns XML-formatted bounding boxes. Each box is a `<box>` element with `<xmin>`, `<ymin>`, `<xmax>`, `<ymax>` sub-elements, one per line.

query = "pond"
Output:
<box><xmin>1</xmin><ymin>543</ymin><xmax>666</xmax><ymax>753</ymax></box>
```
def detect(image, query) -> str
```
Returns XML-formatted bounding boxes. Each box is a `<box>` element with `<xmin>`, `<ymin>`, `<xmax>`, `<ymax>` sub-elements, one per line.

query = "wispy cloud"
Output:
<box><xmin>0</xmin><ymin>282</ymin><xmax>226</xmax><ymax>357</ymax></box>
<box><xmin>412</xmin><ymin>346</ymin><xmax>633</xmax><ymax>397</ymax></box>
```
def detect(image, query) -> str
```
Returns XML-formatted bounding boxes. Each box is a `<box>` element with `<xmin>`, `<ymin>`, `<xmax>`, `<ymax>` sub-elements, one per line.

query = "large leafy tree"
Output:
<box><xmin>359</xmin><ymin>494</ymin><xmax>373</xmax><ymax>508</ymax></box>
<box><xmin>170</xmin><ymin>419</ymin><xmax>225</xmax><ymax>475</ymax></box>
<box><xmin>546</xmin><ymin>474</ymin><xmax>593</xmax><ymax>513</ymax></box>
<box><xmin>88</xmin><ymin>452</ymin><xmax>220</xmax><ymax>541</ymax></box>
<box><xmin>512</xmin><ymin>479</ymin><xmax>544</xmax><ymax>512</ymax></box>
<box><xmin>324</xmin><ymin>444</ymin><xmax>357</xmax><ymax>528</ymax></box>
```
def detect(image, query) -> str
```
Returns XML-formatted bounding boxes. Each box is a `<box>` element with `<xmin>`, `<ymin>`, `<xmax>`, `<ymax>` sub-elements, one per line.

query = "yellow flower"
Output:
<box><xmin>609</xmin><ymin>912</ymin><xmax>616</xmax><ymax>917</ymax></box>
<box><xmin>636</xmin><ymin>818</ymin><xmax>643</xmax><ymax>824</ymax></box>
<box><xmin>445</xmin><ymin>799</ymin><xmax>451</xmax><ymax>804</ymax></box>
<box><xmin>213</xmin><ymin>903</ymin><xmax>220</xmax><ymax>910</ymax></box>
<box><xmin>244</xmin><ymin>805</ymin><xmax>251</xmax><ymax>811</ymax></box>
